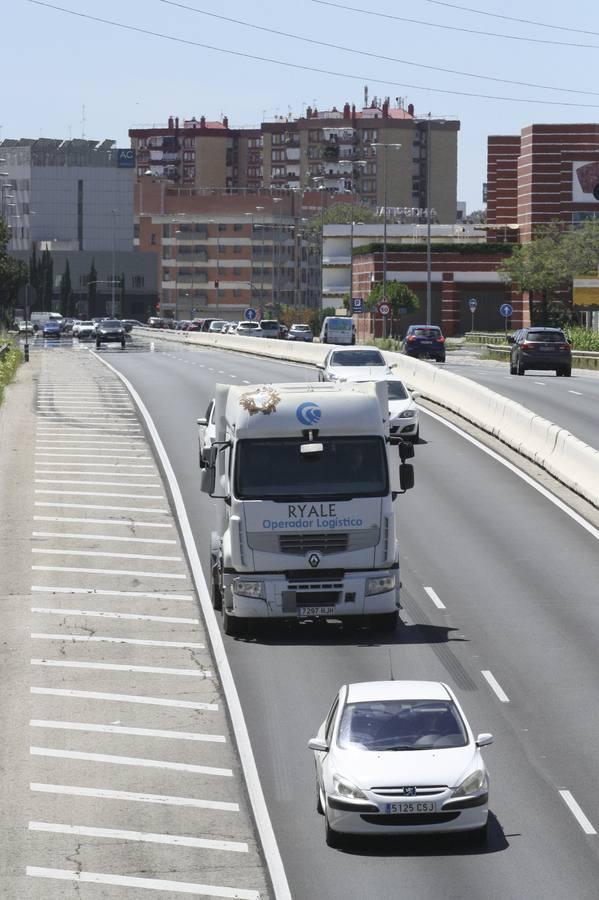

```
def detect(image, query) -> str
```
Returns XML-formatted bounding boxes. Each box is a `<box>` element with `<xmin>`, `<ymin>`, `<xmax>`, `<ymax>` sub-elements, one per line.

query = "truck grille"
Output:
<box><xmin>247</xmin><ymin>526</ymin><xmax>379</xmax><ymax>556</ymax></box>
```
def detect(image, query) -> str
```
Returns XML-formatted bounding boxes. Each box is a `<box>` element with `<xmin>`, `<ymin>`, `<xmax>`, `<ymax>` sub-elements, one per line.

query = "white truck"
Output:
<box><xmin>200</xmin><ymin>381</ymin><xmax>414</xmax><ymax>636</ymax></box>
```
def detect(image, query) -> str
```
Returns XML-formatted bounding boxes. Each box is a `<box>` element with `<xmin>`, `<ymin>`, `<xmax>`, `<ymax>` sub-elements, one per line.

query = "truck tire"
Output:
<box><xmin>211</xmin><ymin>569</ymin><xmax>222</xmax><ymax>612</ymax></box>
<box><xmin>372</xmin><ymin>610</ymin><xmax>398</xmax><ymax>633</ymax></box>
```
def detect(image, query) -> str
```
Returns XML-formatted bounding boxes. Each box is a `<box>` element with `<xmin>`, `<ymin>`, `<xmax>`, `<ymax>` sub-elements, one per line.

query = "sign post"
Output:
<box><xmin>499</xmin><ymin>302</ymin><xmax>513</xmax><ymax>340</ymax></box>
<box><xmin>378</xmin><ymin>302</ymin><xmax>390</xmax><ymax>339</ymax></box>
<box><xmin>468</xmin><ymin>297</ymin><xmax>478</xmax><ymax>333</ymax></box>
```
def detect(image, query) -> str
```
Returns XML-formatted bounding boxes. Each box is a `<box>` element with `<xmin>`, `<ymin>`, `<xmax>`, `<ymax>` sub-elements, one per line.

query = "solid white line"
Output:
<box><xmin>37</xmin><ymin>428</ymin><xmax>142</xmax><ymax>434</ymax></box>
<box><xmin>559</xmin><ymin>790</ymin><xmax>597</xmax><ymax>835</ymax></box>
<box><xmin>96</xmin><ymin>354</ymin><xmax>292</xmax><ymax>900</ymax></box>
<box><xmin>29</xmin><ymin>821</ymin><xmax>245</xmax><ymax>852</ymax></box>
<box><xmin>26</xmin><ymin>868</ymin><xmax>258</xmax><ymax>898</ymax></box>
<box><xmin>30</xmin><ymin>720</ymin><xmax>225</xmax><ymax>743</ymax></box>
<box><xmin>31</xmin><ymin>659</ymin><xmax>211</xmax><ymax>677</ymax></box>
<box><xmin>30</xmin><ymin>783</ymin><xmax>236</xmax><ymax>811</ymax></box>
<box><xmin>31</xmin><ymin>633</ymin><xmax>204</xmax><ymax>649</ymax></box>
<box><xmin>34</xmin><ymin>515</ymin><xmax>172</xmax><ymax>527</ymax></box>
<box><xmin>31</xmin><ymin>586</ymin><xmax>192</xmax><ymax>600</ymax></box>
<box><xmin>533</xmin><ymin>381</ymin><xmax>546</xmax><ymax>385</ymax></box>
<box><xmin>35</xmin><ymin>490</ymin><xmax>163</xmax><ymax>499</ymax></box>
<box><xmin>32</xmin><ymin>548</ymin><xmax>180</xmax><ymax>562</ymax></box>
<box><xmin>36</xmin><ymin>451</ymin><xmax>151</xmax><ymax>458</ymax></box>
<box><xmin>31</xmin><ymin>607</ymin><xmax>199</xmax><ymax>624</ymax></box>
<box><xmin>419</xmin><ymin>407</ymin><xmax>599</xmax><ymax>543</ymax></box>
<box><xmin>31</xmin><ymin>687</ymin><xmax>217</xmax><ymax>710</ymax></box>
<box><xmin>481</xmin><ymin>670</ymin><xmax>510</xmax><ymax>703</ymax></box>
<box><xmin>33</xmin><ymin>461</ymin><xmax>154</xmax><ymax>469</ymax></box>
<box><xmin>35</xmin><ymin>502</ymin><xmax>168</xmax><ymax>513</ymax></box>
<box><xmin>36</xmin><ymin>471</ymin><xmax>157</xmax><ymax>479</ymax></box>
<box><xmin>32</xmin><ymin>565</ymin><xmax>186</xmax><ymax>579</ymax></box>
<box><xmin>30</xmin><ymin>747</ymin><xmax>231</xmax><ymax>777</ymax></box>
<box><xmin>568</xmin><ymin>390</ymin><xmax>583</xmax><ymax>396</ymax></box>
<box><xmin>423</xmin><ymin>586</ymin><xmax>446</xmax><ymax>609</ymax></box>
<box><xmin>33</xmin><ymin>531</ymin><xmax>176</xmax><ymax>544</ymax></box>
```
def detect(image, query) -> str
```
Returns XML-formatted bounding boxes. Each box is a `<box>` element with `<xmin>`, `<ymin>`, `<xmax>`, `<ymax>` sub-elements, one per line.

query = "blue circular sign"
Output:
<box><xmin>296</xmin><ymin>402</ymin><xmax>322</xmax><ymax>426</ymax></box>
<box><xmin>245</xmin><ymin>307</ymin><xmax>257</xmax><ymax>321</ymax></box>
<box><xmin>500</xmin><ymin>303</ymin><xmax>513</xmax><ymax>318</ymax></box>
<box><xmin>468</xmin><ymin>298</ymin><xmax>478</xmax><ymax>311</ymax></box>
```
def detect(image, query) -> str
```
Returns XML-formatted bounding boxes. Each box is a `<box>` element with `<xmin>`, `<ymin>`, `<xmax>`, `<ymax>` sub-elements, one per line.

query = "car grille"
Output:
<box><xmin>370</xmin><ymin>785</ymin><xmax>448</xmax><ymax>797</ymax></box>
<box><xmin>247</xmin><ymin>527</ymin><xmax>379</xmax><ymax>556</ymax></box>
<box><xmin>360</xmin><ymin>812</ymin><xmax>460</xmax><ymax>826</ymax></box>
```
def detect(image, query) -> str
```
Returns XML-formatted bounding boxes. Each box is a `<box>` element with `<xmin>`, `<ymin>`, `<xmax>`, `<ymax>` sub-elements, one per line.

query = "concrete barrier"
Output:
<box><xmin>137</xmin><ymin>327</ymin><xmax>599</xmax><ymax>506</ymax></box>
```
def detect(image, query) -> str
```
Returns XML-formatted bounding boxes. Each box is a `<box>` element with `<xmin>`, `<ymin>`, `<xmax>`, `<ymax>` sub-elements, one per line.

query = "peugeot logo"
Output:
<box><xmin>296</xmin><ymin>401</ymin><xmax>321</xmax><ymax>426</ymax></box>
<box><xmin>308</xmin><ymin>552</ymin><xmax>321</xmax><ymax>568</ymax></box>
<box><xmin>402</xmin><ymin>786</ymin><xmax>417</xmax><ymax>796</ymax></box>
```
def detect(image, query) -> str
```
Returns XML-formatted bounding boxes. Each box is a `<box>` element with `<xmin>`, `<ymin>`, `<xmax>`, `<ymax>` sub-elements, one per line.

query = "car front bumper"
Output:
<box><xmin>326</xmin><ymin>791</ymin><xmax>488</xmax><ymax>835</ymax></box>
<box><xmin>390</xmin><ymin>414</ymin><xmax>419</xmax><ymax>439</ymax></box>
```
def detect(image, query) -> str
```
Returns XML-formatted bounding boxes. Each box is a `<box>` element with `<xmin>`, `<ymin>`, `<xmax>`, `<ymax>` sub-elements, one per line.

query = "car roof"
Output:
<box><xmin>329</xmin><ymin>346</ymin><xmax>381</xmax><ymax>354</ymax></box>
<box><xmin>346</xmin><ymin>680</ymin><xmax>452</xmax><ymax>704</ymax></box>
<box><xmin>525</xmin><ymin>326</ymin><xmax>563</xmax><ymax>332</ymax></box>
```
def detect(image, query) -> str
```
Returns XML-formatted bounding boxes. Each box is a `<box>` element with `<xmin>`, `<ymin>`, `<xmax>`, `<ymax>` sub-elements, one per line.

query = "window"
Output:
<box><xmin>131</xmin><ymin>275</ymin><xmax>145</xmax><ymax>289</ymax></box>
<box><xmin>234</xmin><ymin>223</ymin><xmax>243</xmax><ymax>232</ymax></box>
<box><xmin>218</xmin><ymin>224</ymin><xmax>227</xmax><ymax>232</ymax></box>
<box><xmin>233</xmin><ymin>245</ymin><xmax>242</xmax><ymax>253</ymax></box>
<box><xmin>150</xmin><ymin>233</ymin><xmax>156</xmax><ymax>245</ymax></box>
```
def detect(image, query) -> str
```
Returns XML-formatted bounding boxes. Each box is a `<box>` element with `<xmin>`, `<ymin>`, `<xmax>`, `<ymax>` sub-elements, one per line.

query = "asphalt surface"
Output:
<box><xmin>100</xmin><ymin>332</ymin><xmax>599</xmax><ymax>900</ymax></box>
<box><xmin>444</xmin><ymin>350</ymin><xmax>599</xmax><ymax>451</ymax></box>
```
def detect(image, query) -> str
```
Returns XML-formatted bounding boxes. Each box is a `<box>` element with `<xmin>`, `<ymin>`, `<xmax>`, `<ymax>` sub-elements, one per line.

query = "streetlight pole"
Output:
<box><xmin>372</xmin><ymin>143</ymin><xmax>401</xmax><ymax>338</ymax></box>
<box><xmin>110</xmin><ymin>209</ymin><xmax>117</xmax><ymax>317</ymax></box>
<box><xmin>426</xmin><ymin>115</ymin><xmax>432</xmax><ymax>326</ymax></box>
<box><xmin>255</xmin><ymin>205</ymin><xmax>265</xmax><ymax>314</ymax></box>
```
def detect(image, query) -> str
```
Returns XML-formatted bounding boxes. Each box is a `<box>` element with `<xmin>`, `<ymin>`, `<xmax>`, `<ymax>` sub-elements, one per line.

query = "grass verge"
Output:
<box><xmin>0</xmin><ymin>337</ymin><xmax>22</xmax><ymax>406</ymax></box>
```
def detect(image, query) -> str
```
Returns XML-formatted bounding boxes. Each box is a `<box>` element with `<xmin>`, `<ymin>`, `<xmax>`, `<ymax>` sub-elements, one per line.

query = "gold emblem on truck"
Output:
<box><xmin>239</xmin><ymin>387</ymin><xmax>281</xmax><ymax>416</ymax></box>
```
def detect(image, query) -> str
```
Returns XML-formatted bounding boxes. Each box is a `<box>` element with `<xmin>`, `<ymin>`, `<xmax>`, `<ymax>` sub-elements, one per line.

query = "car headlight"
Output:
<box><xmin>332</xmin><ymin>775</ymin><xmax>368</xmax><ymax>801</ymax></box>
<box><xmin>366</xmin><ymin>574</ymin><xmax>396</xmax><ymax>596</ymax></box>
<box><xmin>452</xmin><ymin>769</ymin><xmax>487</xmax><ymax>798</ymax></box>
<box><xmin>232</xmin><ymin>579</ymin><xmax>265</xmax><ymax>599</ymax></box>
<box><xmin>397</xmin><ymin>410</ymin><xmax>416</xmax><ymax>419</ymax></box>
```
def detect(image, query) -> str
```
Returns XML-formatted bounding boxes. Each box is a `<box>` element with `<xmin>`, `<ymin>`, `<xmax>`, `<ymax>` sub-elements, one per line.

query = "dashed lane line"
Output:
<box><xmin>568</xmin><ymin>390</ymin><xmax>583</xmax><ymax>396</ymax></box>
<box><xmin>35</xmin><ymin>502</ymin><xmax>169</xmax><ymax>513</ymax></box>
<box><xmin>29</xmin><ymin>822</ymin><xmax>246</xmax><ymax>853</ymax></box>
<box><xmin>32</xmin><ymin>565</ymin><xmax>187</xmax><ymax>579</ymax></box>
<box><xmin>559</xmin><ymin>791</ymin><xmax>597</xmax><ymax>835</ymax></box>
<box><xmin>31</xmin><ymin>586</ymin><xmax>192</xmax><ymax>600</ymax></box>
<box><xmin>30</xmin><ymin>783</ymin><xmax>237</xmax><ymax>811</ymax></box>
<box><xmin>32</xmin><ymin>548</ymin><xmax>181</xmax><ymax>562</ymax></box>
<box><xmin>35</xmin><ymin>490</ymin><xmax>164</xmax><ymax>499</ymax></box>
<box><xmin>33</xmin><ymin>531</ymin><xmax>177</xmax><ymax>544</ymax></box>
<box><xmin>423</xmin><ymin>586</ymin><xmax>446</xmax><ymax>609</ymax></box>
<box><xmin>30</xmin><ymin>748</ymin><xmax>232</xmax><ymax>778</ymax></box>
<box><xmin>31</xmin><ymin>660</ymin><xmax>211</xmax><ymax>678</ymax></box>
<box><xmin>481</xmin><ymin>669</ymin><xmax>510</xmax><ymax>703</ymax></box>
<box><xmin>33</xmin><ymin>515</ymin><xmax>172</xmax><ymax>527</ymax></box>
<box><xmin>35</xmin><ymin>472</ymin><xmax>159</xmax><ymax>480</ymax></box>
<box><xmin>26</xmin><ymin>868</ymin><xmax>259</xmax><ymax>898</ymax></box>
<box><xmin>31</xmin><ymin>607</ymin><xmax>198</xmax><ymax>624</ymax></box>
<box><xmin>31</xmin><ymin>634</ymin><xmax>204</xmax><ymax>649</ymax></box>
<box><xmin>30</xmin><ymin>721</ymin><xmax>225</xmax><ymax>743</ymax></box>
<box><xmin>30</xmin><ymin>687</ymin><xmax>217</xmax><ymax>711</ymax></box>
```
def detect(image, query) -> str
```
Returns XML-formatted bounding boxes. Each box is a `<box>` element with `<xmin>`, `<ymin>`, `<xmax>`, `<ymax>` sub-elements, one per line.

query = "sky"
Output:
<box><xmin>4</xmin><ymin>0</ymin><xmax>599</xmax><ymax>212</ymax></box>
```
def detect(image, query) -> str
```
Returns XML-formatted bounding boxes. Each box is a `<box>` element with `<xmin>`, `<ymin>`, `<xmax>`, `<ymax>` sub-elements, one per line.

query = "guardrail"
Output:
<box><xmin>135</xmin><ymin>327</ymin><xmax>599</xmax><ymax>506</ymax></box>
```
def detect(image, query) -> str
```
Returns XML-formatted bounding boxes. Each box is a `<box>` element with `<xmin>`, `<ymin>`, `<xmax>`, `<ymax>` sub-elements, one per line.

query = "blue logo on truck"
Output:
<box><xmin>296</xmin><ymin>402</ymin><xmax>321</xmax><ymax>425</ymax></box>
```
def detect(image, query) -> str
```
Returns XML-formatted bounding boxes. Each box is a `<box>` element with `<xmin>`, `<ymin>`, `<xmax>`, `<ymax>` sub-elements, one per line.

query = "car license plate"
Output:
<box><xmin>297</xmin><ymin>606</ymin><xmax>336</xmax><ymax>617</ymax></box>
<box><xmin>539</xmin><ymin>345</ymin><xmax>553</xmax><ymax>351</ymax></box>
<box><xmin>420</xmin><ymin>340</ymin><xmax>432</xmax><ymax>345</ymax></box>
<box><xmin>386</xmin><ymin>801</ymin><xmax>436</xmax><ymax>814</ymax></box>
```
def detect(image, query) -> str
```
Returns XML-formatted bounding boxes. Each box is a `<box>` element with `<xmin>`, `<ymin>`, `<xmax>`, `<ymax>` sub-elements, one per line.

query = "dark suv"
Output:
<box><xmin>403</xmin><ymin>325</ymin><xmax>446</xmax><ymax>362</ymax></box>
<box><xmin>95</xmin><ymin>319</ymin><xmax>126</xmax><ymax>350</ymax></box>
<box><xmin>509</xmin><ymin>327</ymin><xmax>572</xmax><ymax>376</ymax></box>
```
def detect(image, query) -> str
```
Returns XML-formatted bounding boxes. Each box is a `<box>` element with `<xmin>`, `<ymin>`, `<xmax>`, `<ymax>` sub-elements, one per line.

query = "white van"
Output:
<box><xmin>320</xmin><ymin>316</ymin><xmax>355</xmax><ymax>345</ymax></box>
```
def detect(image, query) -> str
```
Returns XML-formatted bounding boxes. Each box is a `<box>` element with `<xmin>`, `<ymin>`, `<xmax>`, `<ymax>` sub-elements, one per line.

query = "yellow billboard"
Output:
<box><xmin>573</xmin><ymin>277</ymin><xmax>599</xmax><ymax>307</ymax></box>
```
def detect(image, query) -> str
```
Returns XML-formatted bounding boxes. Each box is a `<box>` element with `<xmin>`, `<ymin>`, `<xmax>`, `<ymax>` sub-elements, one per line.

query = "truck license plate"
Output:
<box><xmin>297</xmin><ymin>606</ymin><xmax>336</xmax><ymax>617</ymax></box>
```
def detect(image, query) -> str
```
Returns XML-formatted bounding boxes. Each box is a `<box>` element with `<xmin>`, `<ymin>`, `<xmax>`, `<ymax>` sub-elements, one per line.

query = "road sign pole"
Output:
<box><xmin>471</xmin><ymin>309</ymin><xmax>474</xmax><ymax>332</ymax></box>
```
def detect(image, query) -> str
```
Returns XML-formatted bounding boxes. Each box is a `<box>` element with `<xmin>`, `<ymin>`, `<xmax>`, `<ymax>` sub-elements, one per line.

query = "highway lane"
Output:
<box><xmin>104</xmin><ymin>336</ymin><xmax>599</xmax><ymax>900</ymax></box>
<box><xmin>445</xmin><ymin>355</ymin><xmax>599</xmax><ymax>450</ymax></box>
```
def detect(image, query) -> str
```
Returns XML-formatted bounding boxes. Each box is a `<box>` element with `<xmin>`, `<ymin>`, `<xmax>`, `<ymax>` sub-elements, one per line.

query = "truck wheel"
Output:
<box><xmin>210</xmin><ymin>555</ymin><xmax>222</xmax><ymax>612</ymax></box>
<box><xmin>372</xmin><ymin>611</ymin><xmax>398</xmax><ymax>633</ymax></box>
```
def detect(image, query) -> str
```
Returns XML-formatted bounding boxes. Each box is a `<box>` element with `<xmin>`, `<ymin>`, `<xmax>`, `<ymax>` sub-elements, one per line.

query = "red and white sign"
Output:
<box><xmin>378</xmin><ymin>303</ymin><xmax>390</xmax><ymax>316</ymax></box>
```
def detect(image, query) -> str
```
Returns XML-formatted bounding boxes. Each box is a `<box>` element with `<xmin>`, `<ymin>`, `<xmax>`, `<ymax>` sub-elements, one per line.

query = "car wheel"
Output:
<box><xmin>372</xmin><ymin>610</ymin><xmax>398</xmax><ymax>633</ymax></box>
<box><xmin>316</xmin><ymin>783</ymin><xmax>324</xmax><ymax>815</ymax></box>
<box><xmin>558</xmin><ymin>366</ymin><xmax>571</xmax><ymax>377</ymax></box>
<box><xmin>468</xmin><ymin>820</ymin><xmax>489</xmax><ymax>848</ymax></box>
<box><xmin>325</xmin><ymin>813</ymin><xmax>344</xmax><ymax>849</ymax></box>
<box><xmin>121</xmin><ymin>339</ymin><xmax>126</xmax><ymax>349</ymax></box>
<box><xmin>410</xmin><ymin>426</ymin><xmax>420</xmax><ymax>443</ymax></box>
<box><xmin>95</xmin><ymin>341</ymin><xmax>101</xmax><ymax>349</ymax></box>
<box><xmin>509</xmin><ymin>361</ymin><xmax>516</xmax><ymax>375</ymax></box>
<box><xmin>516</xmin><ymin>357</ymin><xmax>526</xmax><ymax>376</ymax></box>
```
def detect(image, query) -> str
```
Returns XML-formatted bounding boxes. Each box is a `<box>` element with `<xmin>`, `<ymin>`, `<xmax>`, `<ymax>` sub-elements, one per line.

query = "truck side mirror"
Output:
<box><xmin>200</xmin><ymin>466</ymin><xmax>216</xmax><ymax>496</ymax></box>
<box><xmin>399</xmin><ymin>463</ymin><xmax>414</xmax><ymax>492</ymax></box>
<box><xmin>399</xmin><ymin>441</ymin><xmax>414</xmax><ymax>462</ymax></box>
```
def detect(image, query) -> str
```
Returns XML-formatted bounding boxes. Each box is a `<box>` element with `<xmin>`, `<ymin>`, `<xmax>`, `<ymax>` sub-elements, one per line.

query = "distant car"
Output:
<box><xmin>95</xmin><ymin>319</ymin><xmax>126</xmax><ymax>349</ymax></box>
<box><xmin>320</xmin><ymin>316</ymin><xmax>356</xmax><ymax>345</ymax></box>
<box><xmin>288</xmin><ymin>324</ymin><xmax>313</xmax><ymax>343</ymax></box>
<box><xmin>75</xmin><ymin>321</ymin><xmax>95</xmax><ymax>341</ymax></box>
<box><xmin>121</xmin><ymin>319</ymin><xmax>143</xmax><ymax>330</ymax></box>
<box><xmin>279</xmin><ymin>324</ymin><xmax>289</xmax><ymax>340</ymax></box>
<box><xmin>235</xmin><ymin>321</ymin><xmax>264</xmax><ymax>338</ymax></box>
<box><xmin>17</xmin><ymin>320</ymin><xmax>34</xmax><ymax>334</ymax></box>
<box><xmin>509</xmin><ymin>327</ymin><xmax>572</xmax><ymax>377</ymax></box>
<box><xmin>259</xmin><ymin>319</ymin><xmax>280</xmax><ymax>340</ymax></box>
<box><xmin>320</xmin><ymin>347</ymin><xmax>392</xmax><ymax>382</ymax></box>
<box><xmin>175</xmin><ymin>320</ymin><xmax>191</xmax><ymax>331</ymax></box>
<box><xmin>61</xmin><ymin>318</ymin><xmax>75</xmax><ymax>333</ymax></box>
<box><xmin>42</xmin><ymin>320</ymin><xmax>62</xmax><ymax>339</ymax></box>
<box><xmin>403</xmin><ymin>325</ymin><xmax>446</xmax><ymax>363</ymax></box>
<box><xmin>197</xmin><ymin>398</ymin><xmax>216</xmax><ymax>468</ymax></box>
<box><xmin>148</xmin><ymin>316</ymin><xmax>164</xmax><ymax>328</ymax></box>
<box><xmin>208</xmin><ymin>320</ymin><xmax>229</xmax><ymax>333</ymax></box>
<box><xmin>308</xmin><ymin>680</ymin><xmax>493</xmax><ymax>848</ymax></box>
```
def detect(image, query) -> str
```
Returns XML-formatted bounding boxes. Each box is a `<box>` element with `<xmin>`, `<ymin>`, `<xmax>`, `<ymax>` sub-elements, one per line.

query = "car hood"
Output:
<box><xmin>330</xmin><ymin>366</ymin><xmax>391</xmax><ymax>381</ymax></box>
<box><xmin>389</xmin><ymin>398</ymin><xmax>416</xmax><ymax>416</ymax></box>
<box><xmin>333</xmin><ymin>745</ymin><xmax>480</xmax><ymax>790</ymax></box>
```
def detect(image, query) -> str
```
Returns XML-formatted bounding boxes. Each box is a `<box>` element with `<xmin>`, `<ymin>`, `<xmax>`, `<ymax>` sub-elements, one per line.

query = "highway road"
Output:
<box><xmin>445</xmin><ymin>353</ymin><xmax>599</xmax><ymax>451</ymax></box>
<box><xmin>102</xmin><ymin>334</ymin><xmax>599</xmax><ymax>900</ymax></box>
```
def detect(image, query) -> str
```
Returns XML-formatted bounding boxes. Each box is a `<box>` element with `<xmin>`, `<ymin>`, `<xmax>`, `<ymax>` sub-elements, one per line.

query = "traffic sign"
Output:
<box><xmin>378</xmin><ymin>303</ymin><xmax>390</xmax><ymax>316</ymax></box>
<box><xmin>468</xmin><ymin>298</ymin><xmax>478</xmax><ymax>312</ymax></box>
<box><xmin>352</xmin><ymin>297</ymin><xmax>364</xmax><ymax>314</ymax></box>
<box><xmin>500</xmin><ymin>303</ymin><xmax>513</xmax><ymax>318</ymax></box>
<box><xmin>244</xmin><ymin>307</ymin><xmax>257</xmax><ymax>321</ymax></box>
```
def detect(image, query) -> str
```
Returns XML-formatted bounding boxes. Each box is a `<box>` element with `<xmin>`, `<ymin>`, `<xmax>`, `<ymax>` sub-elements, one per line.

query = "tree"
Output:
<box><xmin>465</xmin><ymin>209</ymin><xmax>487</xmax><ymax>224</ymax></box>
<box><xmin>40</xmin><ymin>247</ymin><xmax>54</xmax><ymax>309</ymax></box>
<box><xmin>0</xmin><ymin>217</ymin><xmax>27</xmax><ymax>325</ymax></box>
<box><xmin>59</xmin><ymin>260</ymin><xmax>75</xmax><ymax>317</ymax></box>
<box><xmin>367</xmin><ymin>281</ymin><xmax>420</xmax><ymax>315</ymax></box>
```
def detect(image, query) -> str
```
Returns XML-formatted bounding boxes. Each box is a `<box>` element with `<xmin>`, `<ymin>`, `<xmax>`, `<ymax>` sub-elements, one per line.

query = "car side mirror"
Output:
<box><xmin>399</xmin><ymin>463</ymin><xmax>415</xmax><ymax>492</ymax></box>
<box><xmin>507</xmin><ymin>335</ymin><xmax>515</xmax><ymax>344</ymax></box>
<box><xmin>399</xmin><ymin>441</ymin><xmax>414</xmax><ymax>462</ymax></box>
<box><xmin>197</xmin><ymin>416</ymin><xmax>208</xmax><ymax>426</ymax></box>
<box><xmin>476</xmin><ymin>733</ymin><xmax>494</xmax><ymax>748</ymax></box>
<box><xmin>308</xmin><ymin>737</ymin><xmax>329</xmax><ymax>752</ymax></box>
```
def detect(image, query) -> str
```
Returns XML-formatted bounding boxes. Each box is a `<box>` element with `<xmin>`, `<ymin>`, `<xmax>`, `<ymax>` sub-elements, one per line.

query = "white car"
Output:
<box><xmin>74</xmin><ymin>321</ymin><xmax>95</xmax><ymax>341</ymax></box>
<box><xmin>197</xmin><ymin>399</ymin><xmax>216</xmax><ymax>468</ymax></box>
<box><xmin>208</xmin><ymin>320</ymin><xmax>229</xmax><ymax>333</ymax></box>
<box><xmin>17</xmin><ymin>320</ymin><xmax>34</xmax><ymax>334</ymax></box>
<box><xmin>235</xmin><ymin>321</ymin><xmax>264</xmax><ymax>338</ymax></box>
<box><xmin>320</xmin><ymin>347</ymin><xmax>393</xmax><ymax>383</ymax></box>
<box><xmin>387</xmin><ymin>377</ymin><xmax>419</xmax><ymax>442</ymax></box>
<box><xmin>309</xmin><ymin>680</ymin><xmax>493</xmax><ymax>848</ymax></box>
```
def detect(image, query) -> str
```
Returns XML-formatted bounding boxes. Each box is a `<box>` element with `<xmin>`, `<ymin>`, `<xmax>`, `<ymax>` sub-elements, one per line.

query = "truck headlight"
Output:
<box><xmin>233</xmin><ymin>579</ymin><xmax>265</xmax><ymax>600</ymax></box>
<box><xmin>366</xmin><ymin>574</ymin><xmax>396</xmax><ymax>596</ymax></box>
<box><xmin>452</xmin><ymin>769</ymin><xmax>487</xmax><ymax>798</ymax></box>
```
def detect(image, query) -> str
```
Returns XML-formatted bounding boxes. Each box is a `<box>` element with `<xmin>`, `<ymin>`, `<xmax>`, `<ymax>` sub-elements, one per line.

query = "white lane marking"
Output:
<box><xmin>31</xmin><ymin>607</ymin><xmax>198</xmax><ymax>624</ymax></box>
<box><xmin>35</xmin><ymin>490</ymin><xmax>164</xmax><ymax>499</ymax></box>
<box><xmin>35</xmin><ymin>502</ymin><xmax>168</xmax><ymax>513</ymax></box>
<box><xmin>31</xmin><ymin>659</ymin><xmax>210</xmax><ymax>677</ymax></box>
<box><xmin>33</xmin><ymin>462</ymin><xmax>154</xmax><ymax>469</ymax></box>
<box><xmin>30</xmin><ymin>721</ymin><xmax>225</xmax><ymax>743</ymax></box>
<box><xmin>30</xmin><ymin>783</ymin><xmax>237</xmax><ymax>811</ymax></box>
<box><xmin>31</xmin><ymin>586</ymin><xmax>192</xmax><ymax>601</ymax></box>
<box><xmin>228</xmin><ymin>374</ymin><xmax>238</xmax><ymax>378</ymax></box>
<box><xmin>34</xmin><ymin>515</ymin><xmax>172</xmax><ymax>527</ymax></box>
<box><xmin>32</xmin><ymin>548</ymin><xmax>180</xmax><ymax>562</ymax></box>
<box><xmin>242</xmin><ymin>379</ymin><xmax>251</xmax><ymax>383</ymax></box>
<box><xmin>26</xmin><ymin>868</ymin><xmax>258</xmax><ymax>898</ymax></box>
<box><xmin>33</xmin><ymin>531</ymin><xmax>176</xmax><ymax>545</ymax></box>
<box><xmin>31</xmin><ymin>687</ymin><xmax>217</xmax><ymax>710</ymax></box>
<box><xmin>568</xmin><ymin>390</ymin><xmax>583</xmax><ymax>396</ymax></box>
<box><xmin>533</xmin><ymin>381</ymin><xmax>546</xmax><ymax>385</ymax></box>
<box><xmin>35</xmin><ymin>452</ymin><xmax>152</xmax><ymax>458</ymax></box>
<box><xmin>30</xmin><ymin>747</ymin><xmax>231</xmax><ymax>777</ymax></box>
<box><xmin>96</xmin><ymin>354</ymin><xmax>291</xmax><ymax>900</ymax></box>
<box><xmin>423</xmin><ymin>586</ymin><xmax>446</xmax><ymax>609</ymax></box>
<box><xmin>559</xmin><ymin>790</ymin><xmax>597</xmax><ymax>835</ymax></box>
<box><xmin>29</xmin><ymin>821</ymin><xmax>245</xmax><ymax>852</ymax></box>
<box><xmin>36</xmin><ymin>471</ymin><xmax>157</xmax><ymax>479</ymax></box>
<box><xmin>31</xmin><ymin>634</ymin><xmax>204</xmax><ymax>649</ymax></box>
<box><xmin>32</xmin><ymin>565</ymin><xmax>186</xmax><ymax>579</ymax></box>
<box><xmin>37</xmin><ymin>428</ymin><xmax>142</xmax><ymax>435</ymax></box>
<box><xmin>481</xmin><ymin>669</ymin><xmax>510</xmax><ymax>703</ymax></box>
<box><xmin>420</xmin><ymin>407</ymin><xmax>599</xmax><ymax>543</ymax></box>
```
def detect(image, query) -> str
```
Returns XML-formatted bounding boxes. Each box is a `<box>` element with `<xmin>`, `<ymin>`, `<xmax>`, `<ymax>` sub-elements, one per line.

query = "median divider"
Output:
<box><xmin>139</xmin><ymin>327</ymin><xmax>599</xmax><ymax>506</ymax></box>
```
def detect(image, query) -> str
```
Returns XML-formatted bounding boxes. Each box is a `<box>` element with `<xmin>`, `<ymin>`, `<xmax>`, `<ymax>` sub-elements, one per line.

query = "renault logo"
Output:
<box><xmin>308</xmin><ymin>552</ymin><xmax>321</xmax><ymax>568</ymax></box>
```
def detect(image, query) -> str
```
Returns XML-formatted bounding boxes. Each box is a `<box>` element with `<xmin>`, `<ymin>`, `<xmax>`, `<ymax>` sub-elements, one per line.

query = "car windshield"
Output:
<box><xmin>338</xmin><ymin>699</ymin><xmax>468</xmax><ymax>751</ymax></box>
<box><xmin>411</xmin><ymin>328</ymin><xmax>441</xmax><ymax>338</ymax></box>
<box><xmin>293</xmin><ymin>325</ymin><xmax>310</xmax><ymax>332</ymax></box>
<box><xmin>527</xmin><ymin>331</ymin><xmax>566</xmax><ymax>342</ymax></box>
<box><xmin>101</xmin><ymin>320</ymin><xmax>121</xmax><ymax>328</ymax></box>
<box><xmin>235</xmin><ymin>436</ymin><xmax>388</xmax><ymax>499</ymax></box>
<box><xmin>387</xmin><ymin>381</ymin><xmax>408</xmax><ymax>400</ymax></box>
<box><xmin>330</xmin><ymin>350</ymin><xmax>385</xmax><ymax>367</ymax></box>
<box><xmin>239</xmin><ymin>322</ymin><xmax>259</xmax><ymax>329</ymax></box>
<box><xmin>261</xmin><ymin>321</ymin><xmax>278</xmax><ymax>329</ymax></box>
<box><xmin>327</xmin><ymin>319</ymin><xmax>353</xmax><ymax>331</ymax></box>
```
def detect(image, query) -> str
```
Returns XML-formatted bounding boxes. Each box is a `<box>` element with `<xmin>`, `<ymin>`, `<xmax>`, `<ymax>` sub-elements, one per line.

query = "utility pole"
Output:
<box><xmin>111</xmin><ymin>208</ymin><xmax>116</xmax><ymax>317</ymax></box>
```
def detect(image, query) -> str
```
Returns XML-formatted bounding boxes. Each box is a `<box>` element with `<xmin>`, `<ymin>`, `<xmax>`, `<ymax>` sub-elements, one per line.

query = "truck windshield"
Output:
<box><xmin>235</xmin><ymin>436</ymin><xmax>388</xmax><ymax>499</ymax></box>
